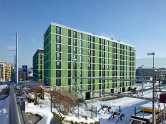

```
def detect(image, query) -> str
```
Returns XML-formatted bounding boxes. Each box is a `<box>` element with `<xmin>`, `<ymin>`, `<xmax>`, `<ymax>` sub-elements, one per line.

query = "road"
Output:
<box><xmin>8</xmin><ymin>85</ymin><xmax>21</xmax><ymax>124</ymax></box>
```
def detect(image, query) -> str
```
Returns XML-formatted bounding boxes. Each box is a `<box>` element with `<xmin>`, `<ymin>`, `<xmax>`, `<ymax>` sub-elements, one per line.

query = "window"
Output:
<box><xmin>73</xmin><ymin>31</ymin><xmax>77</xmax><ymax>38</ymax></box>
<box><xmin>56</xmin><ymin>35</ymin><xmax>61</xmax><ymax>43</ymax></box>
<box><xmin>68</xmin><ymin>38</ymin><xmax>71</xmax><ymax>45</ymax></box>
<box><xmin>56</xmin><ymin>53</ymin><xmax>60</xmax><ymax>60</ymax></box>
<box><xmin>40</xmin><ymin>54</ymin><xmax>42</xmax><ymax>59</ymax></box>
<box><xmin>40</xmin><ymin>60</ymin><xmax>42</xmax><ymax>64</ymax></box>
<box><xmin>68</xmin><ymin>62</ymin><xmax>71</xmax><ymax>69</ymax></box>
<box><xmin>56</xmin><ymin>61</ymin><xmax>60</xmax><ymax>69</ymax></box>
<box><xmin>80</xmin><ymin>33</ymin><xmax>82</xmax><ymax>39</ymax></box>
<box><xmin>112</xmin><ymin>42</ymin><xmax>115</xmax><ymax>47</ymax></box>
<box><xmin>56</xmin><ymin>79</ymin><xmax>61</xmax><ymax>86</ymax></box>
<box><xmin>73</xmin><ymin>39</ymin><xmax>77</xmax><ymax>46</ymax></box>
<box><xmin>88</xmin><ymin>35</ymin><xmax>91</xmax><ymax>41</ymax></box>
<box><xmin>56</xmin><ymin>44</ymin><xmax>60</xmax><ymax>51</ymax></box>
<box><xmin>56</xmin><ymin>26</ymin><xmax>61</xmax><ymax>34</ymax></box>
<box><xmin>68</xmin><ymin>54</ymin><xmax>71</xmax><ymax>61</ymax></box>
<box><xmin>68</xmin><ymin>30</ymin><xmax>71</xmax><ymax>37</ymax></box>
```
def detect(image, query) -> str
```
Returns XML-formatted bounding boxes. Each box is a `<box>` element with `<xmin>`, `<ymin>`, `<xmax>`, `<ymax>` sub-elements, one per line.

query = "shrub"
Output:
<box><xmin>47</xmin><ymin>87</ymin><xmax>78</xmax><ymax>114</ymax></box>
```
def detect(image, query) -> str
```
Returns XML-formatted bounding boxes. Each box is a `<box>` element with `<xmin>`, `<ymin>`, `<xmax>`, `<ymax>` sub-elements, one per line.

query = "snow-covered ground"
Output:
<box><xmin>24</xmin><ymin>92</ymin><xmax>99</xmax><ymax>124</ymax></box>
<box><xmin>84</xmin><ymin>82</ymin><xmax>165</xmax><ymax>124</ymax></box>
<box><xmin>0</xmin><ymin>84</ymin><xmax>8</xmax><ymax>92</ymax></box>
<box><xmin>0</xmin><ymin>97</ymin><xmax>9</xmax><ymax>124</ymax></box>
<box><xmin>1</xmin><ymin>81</ymin><xmax>164</xmax><ymax>124</ymax></box>
<box><xmin>24</xmin><ymin>81</ymin><xmax>161</xmax><ymax>124</ymax></box>
<box><xmin>0</xmin><ymin>84</ymin><xmax>9</xmax><ymax>124</ymax></box>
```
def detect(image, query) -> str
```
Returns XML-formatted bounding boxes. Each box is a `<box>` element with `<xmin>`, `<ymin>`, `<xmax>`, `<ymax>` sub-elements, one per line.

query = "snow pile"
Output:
<box><xmin>64</xmin><ymin>115</ymin><xmax>99</xmax><ymax>123</ymax></box>
<box><xmin>0</xmin><ymin>84</ymin><xmax>8</xmax><ymax>92</ymax></box>
<box><xmin>0</xmin><ymin>97</ymin><xmax>9</xmax><ymax>124</ymax></box>
<box><xmin>25</xmin><ymin>91</ymin><xmax>100</xmax><ymax>124</ymax></box>
<box><xmin>136</xmin><ymin>82</ymin><xmax>152</xmax><ymax>90</ymax></box>
<box><xmin>143</xmin><ymin>82</ymin><xmax>152</xmax><ymax>89</ymax></box>
<box><xmin>25</xmin><ymin>102</ymin><xmax>53</xmax><ymax>124</ymax></box>
<box><xmin>25</xmin><ymin>92</ymin><xmax>61</xmax><ymax>124</ymax></box>
<box><xmin>26</xmin><ymin>93</ymin><xmax>35</xmax><ymax>99</ymax></box>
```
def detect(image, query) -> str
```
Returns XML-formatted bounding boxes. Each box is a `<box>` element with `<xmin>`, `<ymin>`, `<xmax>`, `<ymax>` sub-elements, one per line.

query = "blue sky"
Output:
<box><xmin>0</xmin><ymin>0</ymin><xmax>166</xmax><ymax>68</ymax></box>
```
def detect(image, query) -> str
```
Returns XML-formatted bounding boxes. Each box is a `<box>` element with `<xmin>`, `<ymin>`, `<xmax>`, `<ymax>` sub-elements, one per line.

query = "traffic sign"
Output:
<box><xmin>22</xmin><ymin>65</ymin><xmax>27</xmax><ymax>72</ymax></box>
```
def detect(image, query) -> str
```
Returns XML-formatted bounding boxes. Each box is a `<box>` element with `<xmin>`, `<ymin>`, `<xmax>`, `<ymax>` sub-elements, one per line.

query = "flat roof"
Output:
<box><xmin>38</xmin><ymin>48</ymin><xmax>43</xmax><ymax>51</ymax></box>
<box><xmin>48</xmin><ymin>22</ymin><xmax>135</xmax><ymax>48</ymax></box>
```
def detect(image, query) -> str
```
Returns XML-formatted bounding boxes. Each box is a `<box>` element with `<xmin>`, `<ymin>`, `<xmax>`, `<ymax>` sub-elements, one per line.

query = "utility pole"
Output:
<box><xmin>142</xmin><ymin>65</ymin><xmax>144</xmax><ymax>96</ymax></box>
<box><xmin>147</xmin><ymin>52</ymin><xmax>156</xmax><ymax>124</ymax></box>
<box><xmin>16</xmin><ymin>33</ymin><xmax>18</xmax><ymax>85</ymax></box>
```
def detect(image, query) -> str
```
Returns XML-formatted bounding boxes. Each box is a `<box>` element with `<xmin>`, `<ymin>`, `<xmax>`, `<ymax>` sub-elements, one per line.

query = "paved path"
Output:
<box><xmin>8</xmin><ymin>85</ymin><xmax>21</xmax><ymax>124</ymax></box>
<box><xmin>51</xmin><ymin>116</ymin><xmax>63</xmax><ymax>124</ymax></box>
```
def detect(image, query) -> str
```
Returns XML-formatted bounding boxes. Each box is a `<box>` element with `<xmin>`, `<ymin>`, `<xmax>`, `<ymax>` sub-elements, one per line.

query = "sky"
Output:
<box><xmin>0</xmin><ymin>0</ymin><xmax>166</xmax><ymax>68</ymax></box>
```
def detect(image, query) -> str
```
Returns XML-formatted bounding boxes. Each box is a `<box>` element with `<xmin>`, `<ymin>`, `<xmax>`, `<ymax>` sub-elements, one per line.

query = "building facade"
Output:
<box><xmin>0</xmin><ymin>62</ymin><xmax>11</xmax><ymax>82</ymax></box>
<box><xmin>33</xmin><ymin>49</ymin><xmax>44</xmax><ymax>83</ymax></box>
<box><xmin>11</xmin><ymin>65</ymin><xmax>15</xmax><ymax>82</ymax></box>
<box><xmin>136</xmin><ymin>67</ymin><xmax>166</xmax><ymax>81</ymax></box>
<box><xmin>44</xmin><ymin>22</ymin><xmax>136</xmax><ymax>98</ymax></box>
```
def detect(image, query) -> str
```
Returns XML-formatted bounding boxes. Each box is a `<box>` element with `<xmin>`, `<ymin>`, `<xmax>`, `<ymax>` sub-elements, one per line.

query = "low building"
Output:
<box><xmin>33</xmin><ymin>49</ymin><xmax>44</xmax><ymax>83</ymax></box>
<box><xmin>0</xmin><ymin>62</ymin><xmax>11</xmax><ymax>82</ymax></box>
<box><xmin>136</xmin><ymin>67</ymin><xmax>166</xmax><ymax>82</ymax></box>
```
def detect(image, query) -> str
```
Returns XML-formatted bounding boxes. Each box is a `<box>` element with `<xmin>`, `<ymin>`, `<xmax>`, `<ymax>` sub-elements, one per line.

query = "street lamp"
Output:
<box><xmin>73</xmin><ymin>59</ymin><xmax>77</xmax><ymax>98</ymax></box>
<box><xmin>141</xmin><ymin>65</ymin><xmax>144</xmax><ymax>96</ymax></box>
<box><xmin>147</xmin><ymin>52</ymin><xmax>157</xmax><ymax>124</ymax></box>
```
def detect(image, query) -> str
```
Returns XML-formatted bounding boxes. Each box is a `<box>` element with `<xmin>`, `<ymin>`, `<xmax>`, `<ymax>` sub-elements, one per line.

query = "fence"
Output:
<box><xmin>50</xmin><ymin>94</ymin><xmax>97</xmax><ymax>119</ymax></box>
<box><xmin>78</xmin><ymin>103</ymin><xmax>97</xmax><ymax>119</ymax></box>
<box><xmin>50</xmin><ymin>95</ymin><xmax>62</xmax><ymax>117</ymax></box>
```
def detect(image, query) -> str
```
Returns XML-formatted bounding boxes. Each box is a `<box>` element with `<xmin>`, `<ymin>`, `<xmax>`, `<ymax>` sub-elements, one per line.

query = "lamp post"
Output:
<box><xmin>16</xmin><ymin>33</ymin><xmax>18</xmax><ymax>85</ymax></box>
<box><xmin>73</xmin><ymin>59</ymin><xmax>77</xmax><ymax>98</ymax></box>
<box><xmin>141</xmin><ymin>65</ymin><xmax>144</xmax><ymax>96</ymax></box>
<box><xmin>147</xmin><ymin>52</ymin><xmax>157</xmax><ymax>124</ymax></box>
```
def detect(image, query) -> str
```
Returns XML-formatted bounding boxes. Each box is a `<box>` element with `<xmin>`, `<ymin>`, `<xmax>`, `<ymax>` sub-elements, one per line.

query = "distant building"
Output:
<box><xmin>18</xmin><ymin>68</ymin><xmax>28</xmax><ymax>81</ymax></box>
<box><xmin>155</xmin><ymin>68</ymin><xmax>166</xmax><ymax>80</ymax></box>
<box><xmin>28</xmin><ymin>68</ymin><xmax>33</xmax><ymax>80</ymax></box>
<box><xmin>136</xmin><ymin>67</ymin><xmax>166</xmax><ymax>81</ymax></box>
<box><xmin>11</xmin><ymin>64</ymin><xmax>15</xmax><ymax>82</ymax></box>
<box><xmin>33</xmin><ymin>49</ymin><xmax>44</xmax><ymax>83</ymax></box>
<box><xmin>43</xmin><ymin>22</ymin><xmax>136</xmax><ymax>98</ymax></box>
<box><xmin>0</xmin><ymin>62</ymin><xmax>11</xmax><ymax>82</ymax></box>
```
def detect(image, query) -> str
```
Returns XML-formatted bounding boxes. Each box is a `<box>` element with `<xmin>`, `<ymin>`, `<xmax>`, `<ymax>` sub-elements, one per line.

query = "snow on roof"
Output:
<box><xmin>135</xmin><ymin>112</ymin><xmax>152</xmax><ymax>119</ymax></box>
<box><xmin>38</xmin><ymin>48</ymin><xmax>43</xmax><ymax>50</ymax></box>
<box><xmin>28</xmin><ymin>68</ymin><xmax>33</xmax><ymax>72</ymax></box>
<box><xmin>49</xmin><ymin>22</ymin><xmax>135</xmax><ymax>48</ymax></box>
<box><xmin>139</xmin><ymin>102</ymin><xmax>165</xmax><ymax>110</ymax></box>
<box><xmin>28</xmin><ymin>72</ymin><xmax>33</xmax><ymax>77</ymax></box>
<box><xmin>0</xmin><ymin>84</ymin><xmax>8</xmax><ymax>92</ymax></box>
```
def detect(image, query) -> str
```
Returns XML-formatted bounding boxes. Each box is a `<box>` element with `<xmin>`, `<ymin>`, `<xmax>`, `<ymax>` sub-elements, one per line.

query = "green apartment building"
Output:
<box><xmin>44</xmin><ymin>22</ymin><xmax>136</xmax><ymax>99</ymax></box>
<box><xmin>33</xmin><ymin>49</ymin><xmax>44</xmax><ymax>83</ymax></box>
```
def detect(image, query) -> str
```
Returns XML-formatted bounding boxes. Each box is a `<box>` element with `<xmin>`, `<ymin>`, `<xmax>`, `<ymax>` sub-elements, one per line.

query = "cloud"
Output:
<box><xmin>101</xmin><ymin>33</ymin><xmax>117</xmax><ymax>40</ymax></box>
<box><xmin>32</xmin><ymin>38</ymin><xmax>37</xmax><ymax>43</ymax></box>
<box><xmin>6</xmin><ymin>45</ymin><xmax>16</xmax><ymax>50</ymax></box>
<box><xmin>6</xmin><ymin>45</ymin><xmax>23</xmax><ymax>51</ymax></box>
<box><xmin>39</xmin><ymin>42</ymin><xmax>43</xmax><ymax>45</ymax></box>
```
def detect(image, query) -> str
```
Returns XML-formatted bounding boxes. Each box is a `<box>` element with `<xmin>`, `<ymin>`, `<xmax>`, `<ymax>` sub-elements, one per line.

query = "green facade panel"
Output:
<box><xmin>33</xmin><ymin>49</ymin><xmax>44</xmax><ymax>83</ymax></box>
<box><xmin>43</xmin><ymin>22</ymin><xmax>136</xmax><ymax>99</ymax></box>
